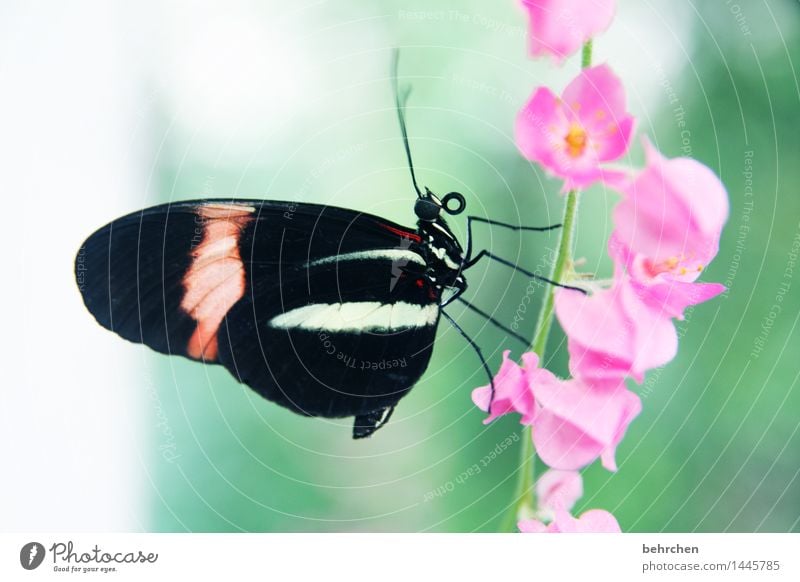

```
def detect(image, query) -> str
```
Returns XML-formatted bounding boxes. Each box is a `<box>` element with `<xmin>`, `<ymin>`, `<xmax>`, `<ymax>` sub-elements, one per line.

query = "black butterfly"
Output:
<box><xmin>74</xmin><ymin>52</ymin><xmax>578</xmax><ymax>438</ymax></box>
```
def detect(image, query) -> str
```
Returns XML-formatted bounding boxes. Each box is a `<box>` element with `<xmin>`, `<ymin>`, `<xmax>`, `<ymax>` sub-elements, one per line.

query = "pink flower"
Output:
<box><xmin>536</xmin><ymin>469</ymin><xmax>583</xmax><ymax>514</ymax></box>
<box><xmin>555</xmin><ymin>278</ymin><xmax>679</xmax><ymax>383</ymax></box>
<box><xmin>607</xmin><ymin>139</ymin><xmax>728</xmax><ymax>323</ymax></box>
<box><xmin>521</xmin><ymin>0</ymin><xmax>616</xmax><ymax>62</ymax></box>
<box><xmin>519</xmin><ymin>508</ymin><xmax>621</xmax><ymax>533</ymax></box>
<box><xmin>516</xmin><ymin>64</ymin><xmax>634</xmax><ymax>190</ymax></box>
<box><xmin>613</xmin><ymin>138</ymin><xmax>729</xmax><ymax>286</ymax></box>
<box><xmin>531</xmin><ymin>374</ymin><xmax>641</xmax><ymax>471</ymax></box>
<box><xmin>472</xmin><ymin>350</ymin><xmax>536</xmax><ymax>424</ymax></box>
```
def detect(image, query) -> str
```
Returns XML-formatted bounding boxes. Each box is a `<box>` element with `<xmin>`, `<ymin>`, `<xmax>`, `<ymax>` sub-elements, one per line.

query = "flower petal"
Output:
<box><xmin>516</xmin><ymin>87</ymin><xmax>567</xmax><ymax>170</ymax></box>
<box><xmin>555</xmin><ymin>286</ymin><xmax>634</xmax><ymax>366</ymax></box>
<box><xmin>522</xmin><ymin>0</ymin><xmax>616</xmax><ymax>62</ymax></box>
<box><xmin>636</xmin><ymin>280</ymin><xmax>726</xmax><ymax>320</ymax></box>
<box><xmin>620</xmin><ymin>281</ymin><xmax>679</xmax><ymax>379</ymax></box>
<box><xmin>566</xmin><ymin>336</ymin><xmax>635</xmax><ymax>381</ymax></box>
<box><xmin>596</xmin><ymin>114</ymin><xmax>635</xmax><ymax>162</ymax></box>
<box><xmin>536</xmin><ymin>469</ymin><xmax>584</xmax><ymax>513</ymax></box>
<box><xmin>534</xmin><ymin>407</ymin><xmax>605</xmax><ymax>470</ymax></box>
<box><xmin>532</xmin><ymin>377</ymin><xmax>641</xmax><ymax>471</ymax></box>
<box><xmin>563</xmin><ymin>65</ymin><xmax>627</xmax><ymax>133</ymax></box>
<box><xmin>615</xmin><ymin>138</ymin><xmax>729</xmax><ymax>272</ymax></box>
<box><xmin>644</xmin><ymin>138</ymin><xmax>729</xmax><ymax>238</ymax></box>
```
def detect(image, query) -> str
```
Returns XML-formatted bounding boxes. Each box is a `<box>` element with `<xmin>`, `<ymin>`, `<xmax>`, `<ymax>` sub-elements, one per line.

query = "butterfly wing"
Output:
<box><xmin>75</xmin><ymin>199</ymin><xmax>440</xmax><ymax>434</ymax></box>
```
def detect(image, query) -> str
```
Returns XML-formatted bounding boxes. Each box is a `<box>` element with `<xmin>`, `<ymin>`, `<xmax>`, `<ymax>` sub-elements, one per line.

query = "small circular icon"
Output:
<box><xmin>20</xmin><ymin>542</ymin><xmax>45</xmax><ymax>570</ymax></box>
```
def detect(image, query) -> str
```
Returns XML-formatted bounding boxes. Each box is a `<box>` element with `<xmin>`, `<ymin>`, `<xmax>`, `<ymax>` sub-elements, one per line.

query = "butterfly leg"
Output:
<box><xmin>440</xmin><ymin>310</ymin><xmax>497</xmax><ymax>418</ymax></box>
<box><xmin>464</xmin><ymin>216</ymin><xmax>561</xmax><ymax>264</ymax></box>
<box><xmin>454</xmin><ymin>296</ymin><xmax>530</xmax><ymax>347</ymax></box>
<box><xmin>353</xmin><ymin>406</ymin><xmax>396</xmax><ymax>439</ymax></box>
<box><xmin>464</xmin><ymin>250</ymin><xmax>586</xmax><ymax>294</ymax></box>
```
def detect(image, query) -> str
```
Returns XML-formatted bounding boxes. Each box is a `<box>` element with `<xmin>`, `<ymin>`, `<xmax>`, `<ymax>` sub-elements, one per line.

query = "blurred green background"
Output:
<box><xmin>141</xmin><ymin>0</ymin><xmax>800</xmax><ymax>532</ymax></box>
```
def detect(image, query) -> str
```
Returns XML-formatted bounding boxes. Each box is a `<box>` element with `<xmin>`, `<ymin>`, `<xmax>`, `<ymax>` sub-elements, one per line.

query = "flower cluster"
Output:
<box><xmin>475</xmin><ymin>0</ymin><xmax>729</xmax><ymax>533</ymax></box>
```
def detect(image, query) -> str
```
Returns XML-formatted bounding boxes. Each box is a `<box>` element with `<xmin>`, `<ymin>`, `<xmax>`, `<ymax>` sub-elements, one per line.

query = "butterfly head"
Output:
<box><xmin>414</xmin><ymin>189</ymin><xmax>466</xmax><ymax>222</ymax></box>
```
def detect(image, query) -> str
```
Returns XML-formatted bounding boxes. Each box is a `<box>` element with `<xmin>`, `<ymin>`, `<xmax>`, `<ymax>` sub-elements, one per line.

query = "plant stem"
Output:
<box><xmin>503</xmin><ymin>39</ymin><xmax>593</xmax><ymax>532</ymax></box>
<box><xmin>501</xmin><ymin>424</ymin><xmax>535</xmax><ymax>531</ymax></box>
<box><xmin>582</xmin><ymin>39</ymin><xmax>593</xmax><ymax>69</ymax></box>
<box><xmin>531</xmin><ymin>188</ymin><xmax>579</xmax><ymax>356</ymax></box>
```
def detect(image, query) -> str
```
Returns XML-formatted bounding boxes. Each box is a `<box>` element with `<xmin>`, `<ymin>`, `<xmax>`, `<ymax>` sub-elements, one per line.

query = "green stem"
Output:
<box><xmin>581</xmin><ymin>39</ymin><xmax>593</xmax><ymax>69</ymax></box>
<box><xmin>501</xmin><ymin>426</ymin><xmax>535</xmax><ymax>531</ymax></box>
<box><xmin>531</xmin><ymin>188</ymin><xmax>579</xmax><ymax>356</ymax></box>
<box><xmin>503</xmin><ymin>39</ymin><xmax>593</xmax><ymax>532</ymax></box>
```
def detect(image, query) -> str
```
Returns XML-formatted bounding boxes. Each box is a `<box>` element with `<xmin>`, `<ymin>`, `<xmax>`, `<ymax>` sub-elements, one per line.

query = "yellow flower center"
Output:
<box><xmin>564</xmin><ymin>124</ymin><xmax>587</xmax><ymax>158</ymax></box>
<box><xmin>644</xmin><ymin>255</ymin><xmax>704</xmax><ymax>278</ymax></box>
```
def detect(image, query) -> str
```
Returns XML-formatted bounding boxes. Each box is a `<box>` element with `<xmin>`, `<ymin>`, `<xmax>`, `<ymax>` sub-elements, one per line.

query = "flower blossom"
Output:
<box><xmin>516</xmin><ymin>64</ymin><xmax>634</xmax><ymax>190</ymax></box>
<box><xmin>471</xmin><ymin>350</ymin><xmax>536</xmax><ymax>425</ymax></box>
<box><xmin>519</xmin><ymin>507</ymin><xmax>621</xmax><ymax>533</ymax></box>
<box><xmin>521</xmin><ymin>0</ymin><xmax>616</xmax><ymax>62</ymax></box>
<box><xmin>472</xmin><ymin>353</ymin><xmax>640</xmax><ymax>471</ymax></box>
<box><xmin>610</xmin><ymin>139</ymin><xmax>728</xmax><ymax>318</ymax></box>
<box><xmin>555</xmin><ymin>277</ymin><xmax>679</xmax><ymax>383</ymax></box>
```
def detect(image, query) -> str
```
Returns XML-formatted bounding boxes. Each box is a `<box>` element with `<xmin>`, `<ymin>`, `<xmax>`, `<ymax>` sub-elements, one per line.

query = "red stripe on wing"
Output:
<box><xmin>378</xmin><ymin>222</ymin><xmax>422</xmax><ymax>243</ymax></box>
<box><xmin>181</xmin><ymin>204</ymin><xmax>255</xmax><ymax>361</ymax></box>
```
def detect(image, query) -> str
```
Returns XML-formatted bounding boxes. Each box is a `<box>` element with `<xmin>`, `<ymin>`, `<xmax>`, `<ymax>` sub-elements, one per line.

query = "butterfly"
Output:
<box><xmin>74</xmin><ymin>52</ymin><xmax>578</xmax><ymax>439</ymax></box>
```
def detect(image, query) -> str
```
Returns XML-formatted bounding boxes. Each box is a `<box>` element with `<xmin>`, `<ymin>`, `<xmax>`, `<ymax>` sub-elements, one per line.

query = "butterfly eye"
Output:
<box><xmin>442</xmin><ymin>192</ymin><xmax>466</xmax><ymax>215</ymax></box>
<box><xmin>414</xmin><ymin>198</ymin><xmax>441</xmax><ymax>221</ymax></box>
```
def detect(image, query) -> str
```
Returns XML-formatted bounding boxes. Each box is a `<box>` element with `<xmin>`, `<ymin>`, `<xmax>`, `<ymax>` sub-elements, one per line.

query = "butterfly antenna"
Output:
<box><xmin>391</xmin><ymin>48</ymin><xmax>424</xmax><ymax>199</ymax></box>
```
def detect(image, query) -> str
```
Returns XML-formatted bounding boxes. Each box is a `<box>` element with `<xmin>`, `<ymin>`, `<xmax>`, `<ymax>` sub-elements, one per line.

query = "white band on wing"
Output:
<box><xmin>306</xmin><ymin>249</ymin><xmax>426</xmax><ymax>268</ymax></box>
<box><xmin>268</xmin><ymin>301</ymin><xmax>439</xmax><ymax>332</ymax></box>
